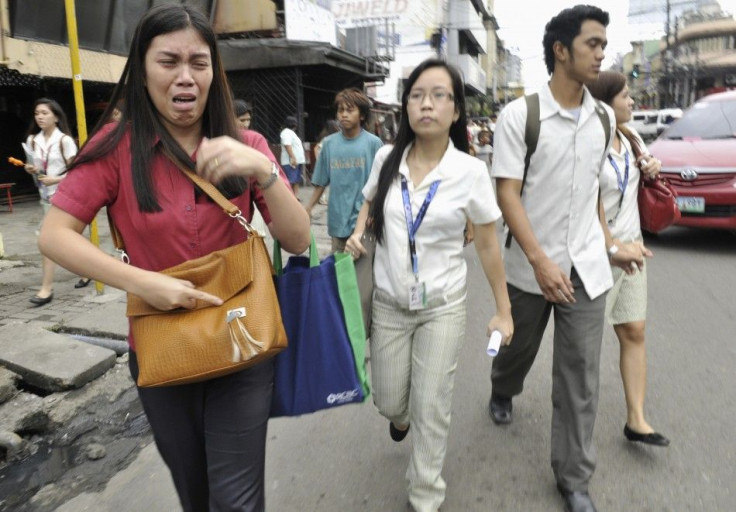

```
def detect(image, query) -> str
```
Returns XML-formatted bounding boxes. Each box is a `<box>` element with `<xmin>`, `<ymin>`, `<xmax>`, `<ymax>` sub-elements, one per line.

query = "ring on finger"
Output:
<box><xmin>214</xmin><ymin>157</ymin><xmax>220</xmax><ymax>169</ymax></box>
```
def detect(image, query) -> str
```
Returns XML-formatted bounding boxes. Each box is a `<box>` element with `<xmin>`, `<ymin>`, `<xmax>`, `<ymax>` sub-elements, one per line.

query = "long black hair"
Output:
<box><xmin>369</xmin><ymin>59</ymin><xmax>468</xmax><ymax>244</ymax></box>
<box><xmin>26</xmin><ymin>98</ymin><xmax>72</xmax><ymax>138</ymax></box>
<box><xmin>67</xmin><ymin>4</ymin><xmax>241</xmax><ymax>212</ymax></box>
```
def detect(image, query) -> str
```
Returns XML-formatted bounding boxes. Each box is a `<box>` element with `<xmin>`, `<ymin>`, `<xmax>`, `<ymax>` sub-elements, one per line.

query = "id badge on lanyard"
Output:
<box><xmin>401</xmin><ymin>176</ymin><xmax>440</xmax><ymax>310</ymax></box>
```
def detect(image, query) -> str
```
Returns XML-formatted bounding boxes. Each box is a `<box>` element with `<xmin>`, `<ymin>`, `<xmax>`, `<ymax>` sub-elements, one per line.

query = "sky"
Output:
<box><xmin>493</xmin><ymin>0</ymin><xmax>736</xmax><ymax>92</ymax></box>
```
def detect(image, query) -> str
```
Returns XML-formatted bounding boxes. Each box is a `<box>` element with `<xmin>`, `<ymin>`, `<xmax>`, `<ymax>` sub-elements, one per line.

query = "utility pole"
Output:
<box><xmin>664</xmin><ymin>0</ymin><xmax>671</xmax><ymax>108</ymax></box>
<box><xmin>64</xmin><ymin>0</ymin><xmax>104</xmax><ymax>295</ymax></box>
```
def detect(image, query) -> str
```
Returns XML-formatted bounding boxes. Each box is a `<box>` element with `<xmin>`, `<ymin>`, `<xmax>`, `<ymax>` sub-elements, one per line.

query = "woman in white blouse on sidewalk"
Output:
<box><xmin>346</xmin><ymin>59</ymin><xmax>513</xmax><ymax>512</ymax></box>
<box><xmin>23</xmin><ymin>98</ymin><xmax>79</xmax><ymax>306</ymax></box>
<box><xmin>588</xmin><ymin>71</ymin><xmax>670</xmax><ymax>447</ymax></box>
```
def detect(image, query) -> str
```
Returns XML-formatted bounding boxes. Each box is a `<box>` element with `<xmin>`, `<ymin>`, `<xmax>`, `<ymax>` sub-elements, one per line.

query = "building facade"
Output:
<box><xmin>625</xmin><ymin>2</ymin><xmax>736</xmax><ymax>109</ymax></box>
<box><xmin>0</xmin><ymin>0</ymin><xmax>388</xmax><ymax>195</ymax></box>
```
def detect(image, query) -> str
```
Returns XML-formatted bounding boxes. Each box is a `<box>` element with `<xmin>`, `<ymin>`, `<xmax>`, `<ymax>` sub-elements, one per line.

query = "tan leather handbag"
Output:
<box><xmin>110</xmin><ymin>155</ymin><xmax>287</xmax><ymax>387</ymax></box>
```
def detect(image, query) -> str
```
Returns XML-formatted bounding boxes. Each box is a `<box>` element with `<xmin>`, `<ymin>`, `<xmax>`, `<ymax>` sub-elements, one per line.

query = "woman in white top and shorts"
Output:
<box><xmin>588</xmin><ymin>71</ymin><xmax>670</xmax><ymax>447</ymax></box>
<box><xmin>346</xmin><ymin>59</ymin><xmax>514</xmax><ymax>512</ymax></box>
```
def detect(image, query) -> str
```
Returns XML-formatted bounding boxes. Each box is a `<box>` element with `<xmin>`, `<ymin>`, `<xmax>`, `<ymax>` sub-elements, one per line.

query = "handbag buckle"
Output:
<box><xmin>115</xmin><ymin>248</ymin><xmax>130</xmax><ymax>264</ymax></box>
<box><xmin>226</xmin><ymin>307</ymin><xmax>246</xmax><ymax>323</ymax></box>
<box><xmin>229</xmin><ymin>210</ymin><xmax>256</xmax><ymax>235</ymax></box>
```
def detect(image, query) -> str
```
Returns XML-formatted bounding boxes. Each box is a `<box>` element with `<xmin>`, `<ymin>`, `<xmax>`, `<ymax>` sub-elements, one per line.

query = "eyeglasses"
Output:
<box><xmin>407</xmin><ymin>89</ymin><xmax>455</xmax><ymax>104</ymax></box>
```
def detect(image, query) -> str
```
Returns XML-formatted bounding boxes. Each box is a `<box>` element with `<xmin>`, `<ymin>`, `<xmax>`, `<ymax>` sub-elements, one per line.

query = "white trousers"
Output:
<box><xmin>370</xmin><ymin>288</ymin><xmax>467</xmax><ymax>512</ymax></box>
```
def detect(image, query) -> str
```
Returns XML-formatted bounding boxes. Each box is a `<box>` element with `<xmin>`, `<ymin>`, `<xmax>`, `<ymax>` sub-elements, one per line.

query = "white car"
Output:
<box><xmin>628</xmin><ymin>110</ymin><xmax>658</xmax><ymax>141</ymax></box>
<box><xmin>655</xmin><ymin>108</ymin><xmax>683</xmax><ymax>136</ymax></box>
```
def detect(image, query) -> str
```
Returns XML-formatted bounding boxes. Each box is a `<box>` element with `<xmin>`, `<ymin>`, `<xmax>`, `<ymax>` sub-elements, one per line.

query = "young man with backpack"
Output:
<box><xmin>489</xmin><ymin>6</ymin><xmax>648</xmax><ymax>512</ymax></box>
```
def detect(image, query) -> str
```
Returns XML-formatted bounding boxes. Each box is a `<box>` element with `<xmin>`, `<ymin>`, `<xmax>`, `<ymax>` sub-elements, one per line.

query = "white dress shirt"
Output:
<box><xmin>28</xmin><ymin>128</ymin><xmax>78</xmax><ymax>199</ymax></box>
<box><xmin>601</xmin><ymin>129</ymin><xmax>645</xmax><ymax>242</ymax></box>
<box><xmin>279</xmin><ymin>128</ymin><xmax>306</xmax><ymax>165</ymax></box>
<box><xmin>363</xmin><ymin>140</ymin><xmax>501</xmax><ymax>306</ymax></box>
<box><xmin>491</xmin><ymin>84</ymin><xmax>615</xmax><ymax>300</ymax></box>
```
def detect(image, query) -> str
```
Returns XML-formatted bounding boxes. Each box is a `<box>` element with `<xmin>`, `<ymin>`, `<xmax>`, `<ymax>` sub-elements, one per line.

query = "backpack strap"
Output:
<box><xmin>505</xmin><ymin>93</ymin><xmax>540</xmax><ymax>248</ymax></box>
<box><xmin>59</xmin><ymin>136</ymin><xmax>67</xmax><ymax>165</ymax></box>
<box><xmin>593</xmin><ymin>99</ymin><xmax>611</xmax><ymax>149</ymax></box>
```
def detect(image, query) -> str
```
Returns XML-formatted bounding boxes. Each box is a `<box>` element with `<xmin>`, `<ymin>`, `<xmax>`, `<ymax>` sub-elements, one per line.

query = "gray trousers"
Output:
<box><xmin>491</xmin><ymin>269</ymin><xmax>606</xmax><ymax>492</ymax></box>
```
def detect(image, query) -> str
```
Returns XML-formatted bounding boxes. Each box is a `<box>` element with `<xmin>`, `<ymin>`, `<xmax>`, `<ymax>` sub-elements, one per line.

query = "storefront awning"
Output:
<box><xmin>218</xmin><ymin>38</ymin><xmax>388</xmax><ymax>81</ymax></box>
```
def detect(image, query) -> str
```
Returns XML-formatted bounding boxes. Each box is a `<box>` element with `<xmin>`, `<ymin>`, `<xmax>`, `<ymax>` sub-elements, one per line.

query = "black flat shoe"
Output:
<box><xmin>74</xmin><ymin>278</ymin><xmax>91</xmax><ymax>288</ymax></box>
<box><xmin>489</xmin><ymin>393</ymin><xmax>513</xmax><ymax>425</ymax></box>
<box><xmin>29</xmin><ymin>293</ymin><xmax>53</xmax><ymax>307</ymax></box>
<box><xmin>558</xmin><ymin>486</ymin><xmax>597</xmax><ymax>512</ymax></box>
<box><xmin>389</xmin><ymin>422</ymin><xmax>409</xmax><ymax>442</ymax></box>
<box><xmin>624</xmin><ymin>424</ymin><xmax>670</xmax><ymax>447</ymax></box>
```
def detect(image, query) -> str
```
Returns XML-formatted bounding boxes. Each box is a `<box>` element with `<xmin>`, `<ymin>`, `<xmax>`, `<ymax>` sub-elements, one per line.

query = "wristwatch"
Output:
<box><xmin>607</xmin><ymin>244</ymin><xmax>619</xmax><ymax>261</ymax></box>
<box><xmin>256</xmin><ymin>161</ymin><xmax>279</xmax><ymax>191</ymax></box>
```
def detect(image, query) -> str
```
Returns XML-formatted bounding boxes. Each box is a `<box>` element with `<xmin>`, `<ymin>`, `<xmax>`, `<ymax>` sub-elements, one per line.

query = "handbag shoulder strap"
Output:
<box><xmin>161</xmin><ymin>146</ymin><xmax>240</xmax><ymax>215</ymax></box>
<box><xmin>108</xmin><ymin>145</ymin><xmax>248</xmax><ymax>253</ymax></box>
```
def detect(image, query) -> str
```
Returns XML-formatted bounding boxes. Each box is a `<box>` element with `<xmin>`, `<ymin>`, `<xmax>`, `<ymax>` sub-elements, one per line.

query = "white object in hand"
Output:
<box><xmin>487</xmin><ymin>330</ymin><xmax>503</xmax><ymax>357</ymax></box>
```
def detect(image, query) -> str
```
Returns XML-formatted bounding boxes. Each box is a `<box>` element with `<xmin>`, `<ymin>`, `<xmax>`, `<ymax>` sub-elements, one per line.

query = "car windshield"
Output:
<box><xmin>664</xmin><ymin>99</ymin><xmax>736</xmax><ymax>140</ymax></box>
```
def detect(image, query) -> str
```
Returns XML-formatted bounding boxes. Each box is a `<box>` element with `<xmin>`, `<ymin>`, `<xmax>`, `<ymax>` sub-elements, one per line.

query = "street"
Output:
<box><xmin>261</xmin><ymin>227</ymin><xmax>736</xmax><ymax>511</ymax></box>
<box><xmin>51</xmin><ymin>219</ymin><xmax>736</xmax><ymax>511</ymax></box>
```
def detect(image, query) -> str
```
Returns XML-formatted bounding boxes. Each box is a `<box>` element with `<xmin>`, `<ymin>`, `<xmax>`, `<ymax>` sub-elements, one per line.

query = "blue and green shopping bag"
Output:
<box><xmin>270</xmin><ymin>235</ymin><xmax>368</xmax><ymax>417</ymax></box>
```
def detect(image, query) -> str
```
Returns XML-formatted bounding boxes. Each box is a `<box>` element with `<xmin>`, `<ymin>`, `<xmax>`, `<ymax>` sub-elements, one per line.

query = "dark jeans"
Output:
<box><xmin>129</xmin><ymin>351</ymin><xmax>274</xmax><ymax>512</ymax></box>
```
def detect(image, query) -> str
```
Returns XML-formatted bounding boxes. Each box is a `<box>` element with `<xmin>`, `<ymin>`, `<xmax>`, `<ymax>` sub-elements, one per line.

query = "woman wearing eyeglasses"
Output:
<box><xmin>346</xmin><ymin>59</ymin><xmax>513</xmax><ymax>512</ymax></box>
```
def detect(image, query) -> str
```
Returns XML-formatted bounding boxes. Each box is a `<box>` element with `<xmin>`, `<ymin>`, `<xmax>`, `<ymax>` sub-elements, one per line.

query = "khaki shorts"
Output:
<box><xmin>605</xmin><ymin>260</ymin><xmax>648</xmax><ymax>325</ymax></box>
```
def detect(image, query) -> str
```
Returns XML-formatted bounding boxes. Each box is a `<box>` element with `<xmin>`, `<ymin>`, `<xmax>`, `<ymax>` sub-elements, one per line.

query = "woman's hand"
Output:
<box><xmin>132</xmin><ymin>271</ymin><xmax>223</xmax><ymax>312</ymax></box>
<box><xmin>487</xmin><ymin>313</ymin><xmax>514</xmax><ymax>346</ymax></box>
<box><xmin>38</xmin><ymin>175</ymin><xmax>60</xmax><ymax>186</ymax></box>
<box><xmin>638</xmin><ymin>154</ymin><xmax>661</xmax><ymax>179</ymax></box>
<box><xmin>610</xmin><ymin>240</ymin><xmax>653</xmax><ymax>274</ymax></box>
<box><xmin>345</xmin><ymin>231</ymin><xmax>367</xmax><ymax>260</ymax></box>
<box><xmin>196</xmin><ymin>136</ymin><xmax>272</xmax><ymax>185</ymax></box>
<box><xmin>25</xmin><ymin>163</ymin><xmax>39</xmax><ymax>174</ymax></box>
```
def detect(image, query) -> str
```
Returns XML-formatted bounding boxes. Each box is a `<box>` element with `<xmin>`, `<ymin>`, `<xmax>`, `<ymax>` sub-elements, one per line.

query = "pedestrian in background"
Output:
<box><xmin>23</xmin><ymin>98</ymin><xmax>79</xmax><ymax>306</ymax></box>
<box><xmin>305</xmin><ymin>88</ymin><xmax>382</xmax><ymax>252</ymax></box>
<box><xmin>233</xmin><ymin>99</ymin><xmax>268</xmax><ymax>236</ymax></box>
<box><xmin>489</xmin><ymin>6</ymin><xmax>648</xmax><ymax>512</ymax></box>
<box><xmin>313</xmin><ymin>119</ymin><xmax>340</xmax><ymax>205</ymax></box>
<box><xmin>313</xmin><ymin>119</ymin><xmax>340</xmax><ymax>162</ymax></box>
<box><xmin>280</xmin><ymin>115</ymin><xmax>306</xmax><ymax>195</ymax></box>
<box><xmin>346</xmin><ymin>59</ymin><xmax>513</xmax><ymax>512</ymax></box>
<box><xmin>587</xmin><ymin>70</ymin><xmax>669</xmax><ymax>448</ymax></box>
<box><xmin>472</xmin><ymin>127</ymin><xmax>493</xmax><ymax>173</ymax></box>
<box><xmin>234</xmin><ymin>98</ymin><xmax>252</xmax><ymax>130</ymax></box>
<box><xmin>38</xmin><ymin>4</ymin><xmax>309</xmax><ymax>510</ymax></box>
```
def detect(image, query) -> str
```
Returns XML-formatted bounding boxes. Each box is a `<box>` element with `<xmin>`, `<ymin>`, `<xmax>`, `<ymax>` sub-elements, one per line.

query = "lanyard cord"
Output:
<box><xmin>606</xmin><ymin>150</ymin><xmax>629</xmax><ymax>224</ymax></box>
<box><xmin>400</xmin><ymin>176</ymin><xmax>440</xmax><ymax>279</ymax></box>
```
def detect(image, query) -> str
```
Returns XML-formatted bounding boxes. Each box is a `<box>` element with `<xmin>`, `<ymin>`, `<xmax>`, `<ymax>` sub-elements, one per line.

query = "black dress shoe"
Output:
<box><xmin>74</xmin><ymin>278</ymin><xmax>91</xmax><ymax>288</ymax></box>
<box><xmin>489</xmin><ymin>393</ymin><xmax>512</xmax><ymax>425</ymax></box>
<box><xmin>389</xmin><ymin>422</ymin><xmax>409</xmax><ymax>442</ymax></box>
<box><xmin>29</xmin><ymin>293</ymin><xmax>53</xmax><ymax>307</ymax></box>
<box><xmin>624</xmin><ymin>424</ymin><xmax>670</xmax><ymax>447</ymax></box>
<box><xmin>558</xmin><ymin>487</ymin><xmax>597</xmax><ymax>512</ymax></box>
